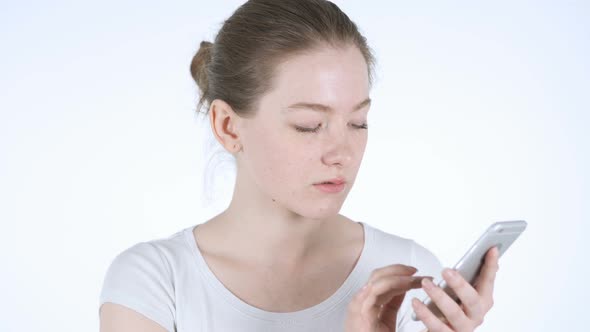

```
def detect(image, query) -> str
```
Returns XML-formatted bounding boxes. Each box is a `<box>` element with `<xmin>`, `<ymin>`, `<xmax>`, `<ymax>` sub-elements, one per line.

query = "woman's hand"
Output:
<box><xmin>345</xmin><ymin>264</ymin><xmax>434</xmax><ymax>332</ymax></box>
<box><xmin>412</xmin><ymin>246</ymin><xmax>500</xmax><ymax>332</ymax></box>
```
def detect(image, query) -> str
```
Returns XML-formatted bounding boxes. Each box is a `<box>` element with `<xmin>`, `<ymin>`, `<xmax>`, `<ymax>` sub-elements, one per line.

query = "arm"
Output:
<box><xmin>100</xmin><ymin>302</ymin><xmax>169</xmax><ymax>332</ymax></box>
<box><xmin>99</xmin><ymin>242</ymin><xmax>176</xmax><ymax>332</ymax></box>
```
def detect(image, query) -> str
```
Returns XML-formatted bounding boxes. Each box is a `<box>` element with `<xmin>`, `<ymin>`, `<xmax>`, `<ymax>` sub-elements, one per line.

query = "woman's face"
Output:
<box><xmin>237</xmin><ymin>45</ymin><xmax>370</xmax><ymax>220</ymax></box>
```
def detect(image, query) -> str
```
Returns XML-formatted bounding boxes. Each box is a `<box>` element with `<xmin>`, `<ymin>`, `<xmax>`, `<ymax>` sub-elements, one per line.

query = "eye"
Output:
<box><xmin>294</xmin><ymin>124</ymin><xmax>321</xmax><ymax>133</ymax></box>
<box><xmin>294</xmin><ymin>123</ymin><xmax>368</xmax><ymax>133</ymax></box>
<box><xmin>352</xmin><ymin>123</ymin><xmax>369</xmax><ymax>130</ymax></box>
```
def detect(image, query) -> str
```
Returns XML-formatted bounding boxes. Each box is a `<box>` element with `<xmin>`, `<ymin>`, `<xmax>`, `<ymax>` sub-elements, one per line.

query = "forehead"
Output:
<box><xmin>262</xmin><ymin>45</ymin><xmax>370</xmax><ymax>112</ymax></box>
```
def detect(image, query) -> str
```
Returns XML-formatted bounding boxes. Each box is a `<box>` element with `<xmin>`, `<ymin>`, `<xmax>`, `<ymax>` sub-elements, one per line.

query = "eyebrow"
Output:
<box><xmin>283</xmin><ymin>97</ymin><xmax>371</xmax><ymax>113</ymax></box>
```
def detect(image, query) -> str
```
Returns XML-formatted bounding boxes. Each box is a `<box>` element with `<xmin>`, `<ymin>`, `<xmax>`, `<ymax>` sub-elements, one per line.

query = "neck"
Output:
<box><xmin>207</xmin><ymin>173</ymin><xmax>348</xmax><ymax>268</ymax></box>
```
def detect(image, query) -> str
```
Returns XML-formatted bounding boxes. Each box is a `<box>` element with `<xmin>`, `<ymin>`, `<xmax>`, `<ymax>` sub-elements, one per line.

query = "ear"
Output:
<box><xmin>209</xmin><ymin>99</ymin><xmax>243</xmax><ymax>154</ymax></box>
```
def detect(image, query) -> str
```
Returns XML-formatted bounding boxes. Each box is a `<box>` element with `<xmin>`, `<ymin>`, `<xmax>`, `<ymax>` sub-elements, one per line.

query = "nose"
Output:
<box><xmin>321</xmin><ymin>122</ymin><xmax>354</xmax><ymax>167</ymax></box>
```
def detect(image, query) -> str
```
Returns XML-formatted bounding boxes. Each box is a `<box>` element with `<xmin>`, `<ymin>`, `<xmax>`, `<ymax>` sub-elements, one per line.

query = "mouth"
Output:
<box><xmin>314</xmin><ymin>177</ymin><xmax>346</xmax><ymax>185</ymax></box>
<box><xmin>313</xmin><ymin>178</ymin><xmax>346</xmax><ymax>193</ymax></box>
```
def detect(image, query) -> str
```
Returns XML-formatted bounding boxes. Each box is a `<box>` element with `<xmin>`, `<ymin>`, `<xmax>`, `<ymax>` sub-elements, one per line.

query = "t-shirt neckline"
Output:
<box><xmin>182</xmin><ymin>220</ymin><xmax>374</xmax><ymax>322</ymax></box>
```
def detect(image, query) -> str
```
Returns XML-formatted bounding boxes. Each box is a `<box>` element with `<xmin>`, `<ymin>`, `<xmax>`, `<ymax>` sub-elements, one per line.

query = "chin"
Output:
<box><xmin>295</xmin><ymin>202</ymin><xmax>344</xmax><ymax>221</ymax></box>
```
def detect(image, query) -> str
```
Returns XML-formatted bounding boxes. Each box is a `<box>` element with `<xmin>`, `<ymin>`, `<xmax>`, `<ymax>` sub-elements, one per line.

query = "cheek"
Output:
<box><xmin>357</xmin><ymin>136</ymin><xmax>368</xmax><ymax>157</ymax></box>
<box><xmin>249</xmin><ymin>132</ymin><xmax>316</xmax><ymax>190</ymax></box>
<box><xmin>269</xmin><ymin>143</ymin><xmax>313</xmax><ymax>183</ymax></box>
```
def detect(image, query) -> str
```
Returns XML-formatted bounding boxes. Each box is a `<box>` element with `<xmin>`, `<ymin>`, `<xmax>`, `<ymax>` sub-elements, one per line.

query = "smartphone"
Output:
<box><xmin>411</xmin><ymin>220</ymin><xmax>527</xmax><ymax>321</ymax></box>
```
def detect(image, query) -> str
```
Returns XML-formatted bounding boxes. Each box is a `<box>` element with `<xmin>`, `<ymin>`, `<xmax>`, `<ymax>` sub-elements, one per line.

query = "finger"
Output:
<box><xmin>375</xmin><ymin>276</ymin><xmax>433</xmax><ymax>316</ymax></box>
<box><xmin>348</xmin><ymin>283</ymin><xmax>371</xmax><ymax>317</ymax></box>
<box><xmin>360</xmin><ymin>283</ymin><xmax>381</xmax><ymax>323</ymax></box>
<box><xmin>364</xmin><ymin>264</ymin><xmax>425</xmax><ymax>302</ymax></box>
<box><xmin>373</xmin><ymin>275</ymin><xmax>434</xmax><ymax>330</ymax></box>
<box><xmin>442</xmin><ymin>268</ymin><xmax>485</xmax><ymax>322</ymax></box>
<box><xmin>421</xmin><ymin>278</ymin><xmax>472</xmax><ymax>331</ymax></box>
<box><xmin>361</xmin><ymin>275</ymin><xmax>413</xmax><ymax>315</ymax></box>
<box><xmin>348</xmin><ymin>284</ymin><xmax>372</xmax><ymax>327</ymax></box>
<box><xmin>371</xmin><ymin>276</ymin><xmax>433</xmax><ymax>306</ymax></box>
<box><xmin>360</xmin><ymin>274</ymin><xmax>427</xmax><ymax>321</ymax></box>
<box><xmin>377</xmin><ymin>292</ymin><xmax>407</xmax><ymax>330</ymax></box>
<box><xmin>352</xmin><ymin>284</ymin><xmax>371</xmax><ymax>307</ymax></box>
<box><xmin>412</xmin><ymin>297</ymin><xmax>453</xmax><ymax>332</ymax></box>
<box><xmin>370</xmin><ymin>264</ymin><xmax>418</xmax><ymax>281</ymax></box>
<box><xmin>474</xmin><ymin>246</ymin><xmax>500</xmax><ymax>302</ymax></box>
<box><xmin>410</xmin><ymin>276</ymin><xmax>435</xmax><ymax>289</ymax></box>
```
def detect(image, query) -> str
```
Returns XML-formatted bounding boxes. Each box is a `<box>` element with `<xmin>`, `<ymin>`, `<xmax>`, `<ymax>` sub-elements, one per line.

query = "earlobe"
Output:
<box><xmin>209</xmin><ymin>99</ymin><xmax>242</xmax><ymax>153</ymax></box>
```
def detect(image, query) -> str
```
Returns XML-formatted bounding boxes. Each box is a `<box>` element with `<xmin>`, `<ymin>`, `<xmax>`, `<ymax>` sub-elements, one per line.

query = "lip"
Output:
<box><xmin>313</xmin><ymin>182</ymin><xmax>346</xmax><ymax>193</ymax></box>
<box><xmin>314</xmin><ymin>177</ymin><xmax>346</xmax><ymax>185</ymax></box>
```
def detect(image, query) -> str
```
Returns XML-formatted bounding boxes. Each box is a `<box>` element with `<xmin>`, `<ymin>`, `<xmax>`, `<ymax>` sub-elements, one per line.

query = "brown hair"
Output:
<box><xmin>189</xmin><ymin>0</ymin><xmax>377</xmax><ymax>118</ymax></box>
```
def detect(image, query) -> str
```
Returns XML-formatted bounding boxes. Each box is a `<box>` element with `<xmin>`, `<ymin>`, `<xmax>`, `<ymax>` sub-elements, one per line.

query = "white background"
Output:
<box><xmin>1</xmin><ymin>1</ymin><xmax>588</xmax><ymax>331</ymax></box>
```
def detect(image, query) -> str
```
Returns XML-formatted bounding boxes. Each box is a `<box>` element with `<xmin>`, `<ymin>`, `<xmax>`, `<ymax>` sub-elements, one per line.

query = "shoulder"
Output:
<box><xmin>103</xmin><ymin>241</ymin><xmax>174</xmax><ymax>283</ymax></box>
<box><xmin>98</xmin><ymin>229</ymin><xmax>191</xmax><ymax>332</ymax></box>
<box><xmin>367</xmin><ymin>223</ymin><xmax>414</xmax><ymax>253</ymax></box>
<box><xmin>365</xmin><ymin>222</ymin><xmax>443</xmax><ymax>278</ymax></box>
<box><xmin>104</xmin><ymin>226</ymin><xmax>187</xmax><ymax>274</ymax></box>
<box><xmin>409</xmin><ymin>239</ymin><xmax>443</xmax><ymax>279</ymax></box>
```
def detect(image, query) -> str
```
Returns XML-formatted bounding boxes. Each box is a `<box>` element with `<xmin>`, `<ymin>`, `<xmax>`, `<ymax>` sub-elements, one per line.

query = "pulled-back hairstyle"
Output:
<box><xmin>190</xmin><ymin>0</ymin><xmax>377</xmax><ymax>204</ymax></box>
<box><xmin>190</xmin><ymin>0</ymin><xmax>377</xmax><ymax>118</ymax></box>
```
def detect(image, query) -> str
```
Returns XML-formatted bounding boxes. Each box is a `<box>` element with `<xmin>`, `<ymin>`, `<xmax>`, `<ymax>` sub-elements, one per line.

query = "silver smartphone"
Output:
<box><xmin>411</xmin><ymin>220</ymin><xmax>527</xmax><ymax>321</ymax></box>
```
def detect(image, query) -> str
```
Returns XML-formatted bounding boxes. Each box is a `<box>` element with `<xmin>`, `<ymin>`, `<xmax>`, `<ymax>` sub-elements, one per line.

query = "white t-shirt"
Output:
<box><xmin>99</xmin><ymin>221</ymin><xmax>443</xmax><ymax>331</ymax></box>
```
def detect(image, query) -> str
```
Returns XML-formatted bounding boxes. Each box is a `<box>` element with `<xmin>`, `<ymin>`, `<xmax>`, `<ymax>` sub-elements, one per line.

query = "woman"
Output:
<box><xmin>99</xmin><ymin>1</ymin><xmax>499</xmax><ymax>331</ymax></box>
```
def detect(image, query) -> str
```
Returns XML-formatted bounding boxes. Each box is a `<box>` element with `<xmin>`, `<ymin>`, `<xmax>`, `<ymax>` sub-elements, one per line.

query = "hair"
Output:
<box><xmin>189</xmin><ymin>0</ymin><xmax>377</xmax><ymax>204</ymax></box>
<box><xmin>190</xmin><ymin>0</ymin><xmax>377</xmax><ymax>118</ymax></box>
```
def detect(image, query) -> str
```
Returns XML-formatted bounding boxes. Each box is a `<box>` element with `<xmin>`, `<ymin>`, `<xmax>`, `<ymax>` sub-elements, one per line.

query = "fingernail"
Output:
<box><xmin>412</xmin><ymin>276</ymin><xmax>433</xmax><ymax>282</ymax></box>
<box><xmin>412</xmin><ymin>298</ymin><xmax>421</xmax><ymax>308</ymax></box>
<box><xmin>421</xmin><ymin>278</ymin><xmax>433</xmax><ymax>289</ymax></box>
<box><xmin>443</xmin><ymin>268</ymin><xmax>457</xmax><ymax>280</ymax></box>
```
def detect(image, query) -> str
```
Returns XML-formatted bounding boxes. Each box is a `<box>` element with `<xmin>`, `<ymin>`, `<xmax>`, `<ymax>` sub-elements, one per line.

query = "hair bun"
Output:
<box><xmin>190</xmin><ymin>41</ymin><xmax>214</xmax><ymax>92</ymax></box>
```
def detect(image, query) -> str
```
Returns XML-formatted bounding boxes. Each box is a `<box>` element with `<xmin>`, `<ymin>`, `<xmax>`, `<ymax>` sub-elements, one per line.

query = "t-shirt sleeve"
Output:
<box><xmin>397</xmin><ymin>240</ymin><xmax>444</xmax><ymax>332</ymax></box>
<box><xmin>98</xmin><ymin>242</ymin><xmax>176</xmax><ymax>332</ymax></box>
